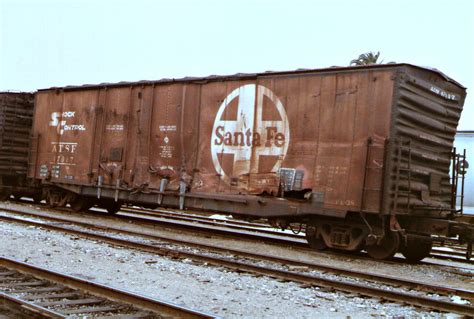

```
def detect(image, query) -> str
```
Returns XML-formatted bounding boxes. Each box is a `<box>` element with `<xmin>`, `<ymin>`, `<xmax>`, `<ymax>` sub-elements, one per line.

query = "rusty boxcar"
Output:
<box><xmin>27</xmin><ymin>64</ymin><xmax>473</xmax><ymax>261</ymax></box>
<box><xmin>0</xmin><ymin>92</ymin><xmax>36</xmax><ymax>200</ymax></box>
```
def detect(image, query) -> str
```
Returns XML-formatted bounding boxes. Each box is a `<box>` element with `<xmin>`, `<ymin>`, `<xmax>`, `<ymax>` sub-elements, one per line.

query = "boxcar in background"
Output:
<box><xmin>0</xmin><ymin>92</ymin><xmax>37</xmax><ymax>200</ymax></box>
<box><xmin>455</xmin><ymin>131</ymin><xmax>473</xmax><ymax>215</ymax></box>
<box><xmin>28</xmin><ymin>64</ymin><xmax>473</xmax><ymax>261</ymax></box>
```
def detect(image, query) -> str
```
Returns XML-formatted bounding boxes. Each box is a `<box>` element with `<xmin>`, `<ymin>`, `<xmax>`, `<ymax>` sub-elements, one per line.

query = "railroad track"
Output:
<box><xmin>128</xmin><ymin>206</ymin><xmax>272</xmax><ymax>229</ymax></box>
<box><xmin>117</xmin><ymin>206</ymin><xmax>474</xmax><ymax>264</ymax></box>
<box><xmin>16</xmin><ymin>198</ymin><xmax>473</xmax><ymax>263</ymax></box>
<box><xmin>122</xmin><ymin>206</ymin><xmax>473</xmax><ymax>264</ymax></box>
<box><xmin>125</xmin><ymin>206</ymin><xmax>276</xmax><ymax>232</ymax></box>
<box><xmin>1</xmin><ymin>206</ymin><xmax>473</xmax><ymax>316</ymax></box>
<box><xmin>0</xmin><ymin>257</ymin><xmax>216</xmax><ymax>319</ymax></box>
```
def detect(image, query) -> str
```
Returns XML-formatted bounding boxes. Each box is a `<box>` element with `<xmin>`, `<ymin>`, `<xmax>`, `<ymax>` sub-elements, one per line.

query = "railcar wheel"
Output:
<box><xmin>70</xmin><ymin>196</ymin><xmax>95</xmax><ymax>212</ymax></box>
<box><xmin>47</xmin><ymin>193</ymin><xmax>61</xmax><ymax>208</ymax></box>
<box><xmin>11</xmin><ymin>193</ymin><xmax>23</xmax><ymax>200</ymax></box>
<box><xmin>365</xmin><ymin>231</ymin><xmax>400</xmax><ymax>260</ymax></box>
<box><xmin>70</xmin><ymin>199</ymin><xmax>82</xmax><ymax>212</ymax></box>
<box><xmin>106</xmin><ymin>202</ymin><xmax>122</xmax><ymax>214</ymax></box>
<box><xmin>0</xmin><ymin>191</ymin><xmax>11</xmax><ymax>201</ymax></box>
<box><xmin>82</xmin><ymin>199</ymin><xmax>95</xmax><ymax>212</ymax></box>
<box><xmin>401</xmin><ymin>235</ymin><xmax>432</xmax><ymax>263</ymax></box>
<box><xmin>305</xmin><ymin>224</ymin><xmax>327</xmax><ymax>251</ymax></box>
<box><xmin>141</xmin><ymin>204</ymin><xmax>159</xmax><ymax>210</ymax></box>
<box><xmin>32</xmin><ymin>193</ymin><xmax>43</xmax><ymax>204</ymax></box>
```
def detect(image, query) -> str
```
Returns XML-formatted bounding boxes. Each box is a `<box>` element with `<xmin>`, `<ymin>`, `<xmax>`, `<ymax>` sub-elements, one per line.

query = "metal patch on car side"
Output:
<box><xmin>279</xmin><ymin>168</ymin><xmax>304</xmax><ymax>191</ymax></box>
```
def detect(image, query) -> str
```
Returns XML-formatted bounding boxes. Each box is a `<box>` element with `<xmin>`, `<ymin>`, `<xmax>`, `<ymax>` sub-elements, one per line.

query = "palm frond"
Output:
<box><xmin>350</xmin><ymin>51</ymin><xmax>383</xmax><ymax>66</ymax></box>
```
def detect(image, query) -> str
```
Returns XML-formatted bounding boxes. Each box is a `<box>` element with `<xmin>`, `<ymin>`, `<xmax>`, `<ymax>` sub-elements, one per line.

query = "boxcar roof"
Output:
<box><xmin>38</xmin><ymin>63</ymin><xmax>465</xmax><ymax>92</ymax></box>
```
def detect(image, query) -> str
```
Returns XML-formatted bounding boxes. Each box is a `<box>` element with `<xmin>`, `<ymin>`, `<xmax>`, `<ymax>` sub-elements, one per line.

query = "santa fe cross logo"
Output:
<box><xmin>211</xmin><ymin>84</ymin><xmax>290</xmax><ymax>185</ymax></box>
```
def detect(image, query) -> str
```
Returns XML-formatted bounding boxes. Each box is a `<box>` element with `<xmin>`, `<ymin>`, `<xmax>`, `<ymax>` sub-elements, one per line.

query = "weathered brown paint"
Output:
<box><xmin>0</xmin><ymin>93</ymin><xmax>34</xmax><ymax>181</ymax></box>
<box><xmin>30</xmin><ymin>64</ymin><xmax>466</xmax><ymax>217</ymax></box>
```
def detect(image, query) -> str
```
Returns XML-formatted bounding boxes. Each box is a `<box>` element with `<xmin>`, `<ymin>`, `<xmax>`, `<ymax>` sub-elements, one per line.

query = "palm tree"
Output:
<box><xmin>350</xmin><ymin>51</ymin><xmax>381</xmax><ymax>66</ymax></box>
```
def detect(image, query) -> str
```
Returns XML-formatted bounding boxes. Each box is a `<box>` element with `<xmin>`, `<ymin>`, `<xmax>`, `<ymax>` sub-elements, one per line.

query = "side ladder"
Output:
<box><xmin>451</xmin><ymin>147</ymin><xmax>467</xmax><ymax>215</ymax></box>
<box><xmin>392</xmin><ymin>138</ymin><xmax>412</xmax><ymax>215</ymax></box>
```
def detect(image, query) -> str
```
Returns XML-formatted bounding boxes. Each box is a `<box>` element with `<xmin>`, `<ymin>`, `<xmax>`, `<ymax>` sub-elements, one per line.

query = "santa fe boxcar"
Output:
<box><xmin>28</xmin><ymin>64</ymin><xmax>473</xmax><ymax>261</ymax></box>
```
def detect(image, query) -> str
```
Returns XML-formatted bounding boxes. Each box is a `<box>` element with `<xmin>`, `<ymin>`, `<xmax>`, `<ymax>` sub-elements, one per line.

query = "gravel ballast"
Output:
<box><xmin>1</xmin><ymin>208</ymin><xmax>465</xmax><ymax>317</ymax></box>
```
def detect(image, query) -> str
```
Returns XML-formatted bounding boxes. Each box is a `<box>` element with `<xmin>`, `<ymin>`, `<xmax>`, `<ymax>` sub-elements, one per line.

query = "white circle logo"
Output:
<box><xmin>211</xmin><ymin>84</ymin><xmax>290</xmax><ymax>184</ymax></box>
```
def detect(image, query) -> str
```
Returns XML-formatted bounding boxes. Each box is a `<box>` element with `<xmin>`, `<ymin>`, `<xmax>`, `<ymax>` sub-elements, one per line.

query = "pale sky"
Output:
<box><xmin>1</xmin><ymin>0</ymin><xmax>473</xmax><ymax>129</ymax></box>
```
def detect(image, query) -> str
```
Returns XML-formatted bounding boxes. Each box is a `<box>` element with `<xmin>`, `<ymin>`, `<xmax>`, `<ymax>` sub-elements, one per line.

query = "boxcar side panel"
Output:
<box><xmin>32</xmin><ymin>90</ymin><xmax>97</xmax><ymax>185</ymax></box>
<box><xmin>34</xmin><ymin>69</ymin><xmax>396</xmax><ymax>214</ymax></box>
<box><xmin>358</xmin><ymin>70</ymin><xmax>396</xmax><ymax>212</ymax></box>
<box><xmin>95</xmin><ymin>87</ymin><xmax>133</xmax><ymax>187</ymax></box>
<box><xmin>32</xmin><ymin>67</ymin><xmax>406</xmax><ymax>216</ymax></box>
<box><xmin>148</xmin><ymin>83</ymin><xmax>199</xmax><ymax>191</ymax></box>
<box><xmin>308</xmin><ymin>70</ymin><xmax>394</xmax><ymax>212</ymax></box>
<box><xmin>195</xmin><ymin>80</ymin><xmax>257</xmax><ymax>194</ymax></box>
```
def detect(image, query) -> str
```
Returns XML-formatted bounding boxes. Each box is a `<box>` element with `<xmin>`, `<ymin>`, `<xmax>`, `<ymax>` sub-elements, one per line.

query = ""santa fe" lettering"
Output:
<box><xmin>214</xmin><ymin>126</ymin><xmax>285</xmax><ymax>147</ymax></box>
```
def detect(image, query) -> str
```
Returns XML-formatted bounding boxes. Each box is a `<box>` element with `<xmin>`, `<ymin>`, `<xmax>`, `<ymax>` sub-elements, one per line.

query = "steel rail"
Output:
<box><xmin>115</xmin><ymin>208</ymin><xmax>474</xmax><ymax>264</ymax></box>
<box><xmin>0</xmin><ymin>257</ymin><xmax>217</xmax><ymax>319</ymax></box>
<box><xmin>1</xmin><ymin>210</ymin><xmax>473</xmax><ymax>315</ymax></box>
<box><xmin>1</xmin><ymin>208</ymin><xmax>472</xmax><ymax>298</ymax></box>
<box><xmin>126</xmin><ymin>209</ymin><xmax>282</xmax><ymax>232</ymax></box>
<box><xmin>19</xmin><ymin>199</ymin><xmax>305</xmax><ymax>246</ymax></box>
<box><xmin>18</xmin><ymin>198</ymin><xmax>273</xmax><ymax>230</ymax></box>
<box><xmin>0</xmin><ymin>292</ymin><xmax>66</xmax><ymax>318</ymax></box>
<box><xmin>431</xmin><ymin>249</ymin><xmax>468</xmax><ymax>258</ymax></box>
<box><xmin>128</xmin><ymin>206</ymin><xmax>273</xmax><ymax>228</ymax></box>
<box><xmin>3</xmin><ymin>203</ymin><xmax>474</xmax><ymax>268</ymax></box>
<box><xmin>6</xmin><ymin>202</ymin><xmax>474</xmax><ymax>268</ymax></box>
<box><xmin>124</xmin><ymin>207</ymin><xmax>472</xmax><ymax>262</ymax></box>
<box><xmin>18</xmin><ymin>200</ymin><xmax>472</xmax><ymax>263</ymax></box>
<box><xmin>123</xmin><ymin>206</ymin><xmax>288</xmax><ymax>235</ymax></box>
